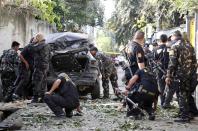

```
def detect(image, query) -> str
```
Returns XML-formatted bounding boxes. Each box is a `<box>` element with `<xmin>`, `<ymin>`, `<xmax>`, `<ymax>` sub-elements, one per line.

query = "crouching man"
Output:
<box><xmin>125</xmin><ymin>68</ymin><xmax>159</xmax><ymax>120</ymax></box>
<box><xmin>44</xmin><ymin>73</ymin><xmax>80</xmax><ymax>118</ymax></box>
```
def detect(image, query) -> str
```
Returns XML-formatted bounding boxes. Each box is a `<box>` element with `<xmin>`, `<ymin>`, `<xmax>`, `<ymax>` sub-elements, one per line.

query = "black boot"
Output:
<box><xmin>31</xmin><ymin>96</ymin><xmax>39</xmax><ymax>103</ymax></box>
<box><xmin>148</xmin><ymin>113</ymin><xmax>155</xmax><ymax>121</ymax></box>
<box><xmin>12</xmin><ymin>93</ymin><xmax>21</xmax><ymax>101</ymax></box>
<box><xmin>174</xmin><ymin>117</ymin><xmax>190</xmax><ymax>123</ymax></box>
<box><xmin>65</xmin><ymin>109</ymin><xmax>73</xmax><ymax>118</ymax></box>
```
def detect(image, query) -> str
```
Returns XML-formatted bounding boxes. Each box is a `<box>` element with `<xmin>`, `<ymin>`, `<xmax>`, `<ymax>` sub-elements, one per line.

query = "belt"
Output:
<box><xmin>138</xmin><ymin>85</ymin><xmax>155</xmax><ymax>96</ymax></box>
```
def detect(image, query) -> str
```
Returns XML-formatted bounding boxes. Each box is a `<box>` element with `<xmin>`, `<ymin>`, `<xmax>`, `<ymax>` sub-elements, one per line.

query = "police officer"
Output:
<box><xmin>90</xmin><ymin>47</ymin><xmax>118</xmax><ymax>98</ymax></box>
<box><xmin>0</xmin><ymin>41</ymin><xmax>20</xmax><ymax>102</ymax></box>
<box><xmin>31</xmin><ymin>33</ymin><xmax>50</xmax><ymax>103</ymax></box>
<box><xmin>153</xmin><ymin>34</ymin><xmax>169</xmax><ymax>107</ymax></box>
<box><xmin>12</xmin><ymin>38</ymin><xmax>35</xmax><ymax>100</ymax></box>
<box><xmin>165</xmin><ymin>31</ymin><xmax>197</xmax><ymax>122</ymax></box>
<box><xmin>44</xmin><ymin>73</ymin><xmax>80</xmax><ymax>118</ymax></box>
<box><xmin>125</xmin><ymin>31</ymin><xmax>145</xmax><ymax>79</ymax></box>
<box><xmin>125</xmin><ymin>68</ymin><xmax>159</xmax><ymax>120</ymax></box>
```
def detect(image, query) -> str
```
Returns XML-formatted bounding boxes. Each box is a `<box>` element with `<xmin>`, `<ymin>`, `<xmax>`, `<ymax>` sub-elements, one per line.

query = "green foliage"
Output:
<box><xmin>6</xmin><ymin>0</ymin><xmax>104</xmax><ymax>31</ymax></box>
<box><xmin>30</xmin><ymin>0</ymin><xmax>59</xmax><ymax>24</ymax></box>
<box><xmin>107</xmin><ymin>0</ymin><xmax>145</xmax><ymax>45</ymax></box>
<box><xmin>96</xmin><ymin>30</ymin><xmax>114</xmax><ymax>52</ymax></box>
<box><xmin>108</xmin><ymin>0</ymin><xmax>198</xmax><ymax>45</ymax></box>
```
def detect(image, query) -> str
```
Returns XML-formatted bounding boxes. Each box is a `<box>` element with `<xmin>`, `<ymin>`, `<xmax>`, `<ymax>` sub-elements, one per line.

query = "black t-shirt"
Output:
<box><xmin>21</xmin><ymin>44</ymin><xmax>34</xmax><ymax>70</ymax></box>
<box><xmin>129</xmin><ymin>42</ymin><xmax>145</xmax><ymax>74</ymax></box>
<box><xmin>56</xmin><ymin>76</ymin><xmax>79</xmax><ymax>104</ymax></box>
<box><xmin>153</xmin><ymin>44</ymin><xmax>169</xmax><ymax>70</ymax></box>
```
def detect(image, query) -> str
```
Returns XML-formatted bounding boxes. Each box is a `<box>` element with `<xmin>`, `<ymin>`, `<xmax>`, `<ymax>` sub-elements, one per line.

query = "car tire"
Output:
<box><xmin>91</xmin><ymin>80</ymin><xmax>100</xmax><ymax>99</ymax></box>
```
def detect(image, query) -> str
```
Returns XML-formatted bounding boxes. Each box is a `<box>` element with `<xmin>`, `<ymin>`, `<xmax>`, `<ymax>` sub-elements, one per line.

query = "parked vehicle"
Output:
<box><xmin>46</xmin><ymin>32</ymin><xmax>100</xmax><ymax>99</ymax></box>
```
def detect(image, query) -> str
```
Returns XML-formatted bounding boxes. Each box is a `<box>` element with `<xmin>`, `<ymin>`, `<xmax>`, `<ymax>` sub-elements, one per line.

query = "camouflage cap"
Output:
<box><xmin>173</xmin><ymin>30</ymin><xmax>182</xmax><ymax>38</ymax></box>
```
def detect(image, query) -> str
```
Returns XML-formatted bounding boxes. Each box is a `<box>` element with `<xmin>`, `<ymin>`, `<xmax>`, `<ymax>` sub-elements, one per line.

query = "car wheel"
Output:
<box><xmin>91</xmin><ymin>80</ymin><xmax>100</xmax><ymax>99</ymax></box>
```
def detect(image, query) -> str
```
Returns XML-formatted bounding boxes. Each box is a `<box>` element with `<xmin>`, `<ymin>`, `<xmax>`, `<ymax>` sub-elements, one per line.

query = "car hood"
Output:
<box><xmin>45</xmin><ymin>32</ymin><xmax>88</xmax><ymax>44</ymax></box>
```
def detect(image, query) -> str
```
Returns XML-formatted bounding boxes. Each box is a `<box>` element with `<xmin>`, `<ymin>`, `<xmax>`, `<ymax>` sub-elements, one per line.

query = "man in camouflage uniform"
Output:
<box><xmin>165</xmin><ymin>31</ymin><xmax>197</xmax><ymax>123</ymax></box>
<box><xmin>31</xmin><ymin>33</ymin><xmax>50</xmax><ymax>103</ymax></box>
<box><xmin>0</xmin><ymin>41</ymin><xmax>20</xmax><ymax>102</ymax></box>
<box><xmin>90</xmin><ymin>47</ymin><xmax>118</xmax><ymax>98</ymax></box>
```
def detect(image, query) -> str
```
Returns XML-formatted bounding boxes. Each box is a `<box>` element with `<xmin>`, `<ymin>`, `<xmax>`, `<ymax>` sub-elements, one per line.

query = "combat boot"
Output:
<box><xmin>12</xmin><ymin>93</ymin><xmax>21</xmax><ymax>101</ymax></box>
<box><xmin>31</xmin><ymin>96</ymin><xmax>39</xmax><ymax>103</ymax></box>
<box><xmin>174</xmin><ymin>117</ymin><xmax>190</xmax><ymax>123</ymax></box>
<box><xmin>148</xmin><ymin>113</ymin><xmax>155</xmax><ymax>121</ymax></box>
<box><xmin>65</xmin><ymin>109</ymin><xmax>73</xmax><ymax>118</ymax></box>
<box><xmin>103</xmin><ymin>93</ymin><xmax>109</xmax><ymax>99</ymax></box>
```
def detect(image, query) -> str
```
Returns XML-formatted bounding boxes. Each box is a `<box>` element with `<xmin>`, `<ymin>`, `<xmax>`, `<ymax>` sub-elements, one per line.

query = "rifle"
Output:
<box><xmin>116</xmin><ymin>88</ymin><xmax>147</xmax><ymax>115</ymax></box>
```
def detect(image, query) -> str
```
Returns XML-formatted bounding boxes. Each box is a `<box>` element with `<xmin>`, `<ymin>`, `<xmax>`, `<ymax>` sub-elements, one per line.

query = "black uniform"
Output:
<box><xmin>44</xmin><ymin>76</ymin><xmax>80</xmax><ymax>117</ymax></box>
<box><xmin>127</xmin><ymin>69</ymin><xmax>159</xmax><ymax>120</ymax></box>
<box><xmin>32</xmin><ymin>40</ymin><xmax>50</xmax><ymax>101</ymax></box>
<box><xmin>125</xmin><ymin>41</ymin><xmax>145</xmax><ymax>82</ymax></box>
<box><xmin>13</xmin><ymin>44</ymin><xmax>34</xmax><ymax>98</ymax></box>
<box><xmin>153</xmin><ymin>44</ymin><xmax>169</xmax><ymax>106</ymax></box>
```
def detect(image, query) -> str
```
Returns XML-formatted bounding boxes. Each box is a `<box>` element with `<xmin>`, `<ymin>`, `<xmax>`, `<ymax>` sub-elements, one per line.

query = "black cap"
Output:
<box><xmin>11</xmin><ymin>41</ymin><xmax>20</xmax><ymax>47</ymax></box>
<box><xmin>90</xmin><ymin>46</ymin><xmax>98</xmax><ymax>52</ymax></box>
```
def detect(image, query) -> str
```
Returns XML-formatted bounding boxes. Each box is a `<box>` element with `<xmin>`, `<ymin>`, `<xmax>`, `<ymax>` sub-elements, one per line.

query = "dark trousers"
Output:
<box><xmin>14</xmin><ymin>68</ymin><xmax>31</xmax><ymax>98</ymax></box>
<box><xmin>44</xmin><ymin>94</ymin><xmax>78</xmax><ymax>116</ymax></box>
<box><xmin>127</xmin><ymin>92</ymin><xmax>154</xmax><ymax>116</ymax></box>
<box><xmin>157</xmin><ymin>78</ymin><xmax>165</xmax><ymax>106</ymax></box>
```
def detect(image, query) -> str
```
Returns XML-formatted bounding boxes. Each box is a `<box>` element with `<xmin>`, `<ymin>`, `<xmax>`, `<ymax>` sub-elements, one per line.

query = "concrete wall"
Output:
<box><xmin>0</xmin><ymin>7</ymin><xmax>56</xmax><ymax>54</ymax></box>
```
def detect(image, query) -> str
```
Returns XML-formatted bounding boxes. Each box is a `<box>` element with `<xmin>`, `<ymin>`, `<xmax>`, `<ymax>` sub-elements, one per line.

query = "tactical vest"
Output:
<box><xmin>133</xmin><ymin>69</ymin><xmax>159</xmax><ymax>96</ymax></box>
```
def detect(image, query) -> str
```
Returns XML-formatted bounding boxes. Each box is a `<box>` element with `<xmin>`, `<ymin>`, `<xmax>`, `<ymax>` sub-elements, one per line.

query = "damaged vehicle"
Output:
<box><xmin>46</xmin><ymin>32</ymin><xmax>100</xmax><ymax>99</ymax></box>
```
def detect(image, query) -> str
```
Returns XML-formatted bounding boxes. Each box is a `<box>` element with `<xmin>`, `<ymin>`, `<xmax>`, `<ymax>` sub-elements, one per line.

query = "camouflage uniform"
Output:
<box><xmin>32</xmin><ymin>40</ymin><xmax>50</xmax><ymax>101</ymax></box>
<box><xmin>0</xmin><ymin>49</ymin><xmax>20</xmax><ymax>101</ymax></box>
<box><xmin>95</xmin><ymin>53</ymin><xmax>118</xmax><ymax>98</ymax></box>
<box><xmin>167</xmin><ymin>39</ymin><xmax>197</xmax><ymax>120</ymax></box>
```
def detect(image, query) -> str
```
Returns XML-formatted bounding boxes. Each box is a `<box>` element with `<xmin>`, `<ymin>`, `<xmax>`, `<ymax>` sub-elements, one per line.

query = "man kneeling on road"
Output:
<box><xmin>124</xmin><ymin>68</ymin><xmax>159</xmax><ymax>120</ymax></box>
<box><xmin>44</xmin><ymin>73</ymin><xmax>80</xmax><ymax>118</ymax></box>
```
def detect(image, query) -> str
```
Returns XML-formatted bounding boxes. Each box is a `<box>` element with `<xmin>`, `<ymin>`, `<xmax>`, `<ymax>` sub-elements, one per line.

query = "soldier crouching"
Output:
<box><xmin>44</xmin><ymin>73</ymin><xmax>80</xmax><ymax>118</ymax></box>
<box><xmin>125</xmin><ymin>68</ymin><xmax>159</xmax><ymax>120</ymax></box>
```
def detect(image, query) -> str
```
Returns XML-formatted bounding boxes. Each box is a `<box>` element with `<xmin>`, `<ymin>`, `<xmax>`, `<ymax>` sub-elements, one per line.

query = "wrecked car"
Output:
<box><xmin>46</xmin><ymin>32</ymin><xmax>100</xmax><ymax>99</ymax></box>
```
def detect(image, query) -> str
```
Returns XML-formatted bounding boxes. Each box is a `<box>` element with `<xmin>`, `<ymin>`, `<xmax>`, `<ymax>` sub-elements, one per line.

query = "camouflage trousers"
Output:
<box><xmin>102</xmin><ymin>66</ymin><xmax>118</xmax><ymax>97</ymax></box>
<box><xmin>178</xmin><ymin>79</ymin><xmax>191</xmax><ymax>118</ymax></box>
<box><xmin>1</xmin><ymin>71</ymin><xmax>16</xmax><ymax>102</ymax></box>
<box><xmin>163</xmin><ymin>81</ymin><xmax>179</xmax><ymax>107</ymax></box>
<box><xmin>32</xmin><ymin>68</ymin><xmax>47</xmax><ymax>98</ymax></box>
